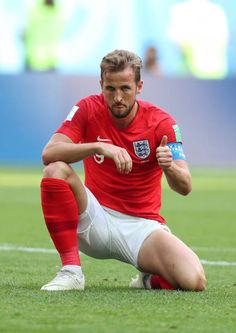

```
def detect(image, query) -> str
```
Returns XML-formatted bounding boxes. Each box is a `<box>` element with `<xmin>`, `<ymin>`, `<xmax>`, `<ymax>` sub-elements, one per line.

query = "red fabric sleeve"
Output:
<box><xmin>155</xmin><ymin>116</ymin><xmax>183</xmax><ymax>146</ymax></box>
<box><xmin>55</xmin><ymin>99</ymin><xmax>88</xmax><ymax>143</ymax></box>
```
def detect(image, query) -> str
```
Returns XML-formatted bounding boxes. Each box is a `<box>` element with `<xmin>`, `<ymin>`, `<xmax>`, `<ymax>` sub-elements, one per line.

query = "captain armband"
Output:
<box><xmin>167</xmin><ymin>142</ymin><xmax>186</xmax><ymax>160</ymax></box>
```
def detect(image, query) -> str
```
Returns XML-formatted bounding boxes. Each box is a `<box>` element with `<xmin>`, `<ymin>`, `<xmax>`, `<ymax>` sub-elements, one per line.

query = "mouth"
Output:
<box><xmin>113</xmin><ymin>104</ymin><xmax>125</xmax><ymax>109</ymax></box>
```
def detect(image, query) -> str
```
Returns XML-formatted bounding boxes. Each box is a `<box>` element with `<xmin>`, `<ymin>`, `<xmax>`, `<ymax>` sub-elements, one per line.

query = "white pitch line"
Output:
<box><xmin>201</xmin><ymin>259</ymin><xmax>236</xmax><ymax>267</ymax></box>
<box><xmin>192</xmin><ymin>246</ymin><xmax>236</xmax><ymax>253</ymax></box>
<box><xmin>0</xmin><ymin>243</ymin><xmax>56</xmax><ymax>254</ymax></box>
<box><xmin>0</xmin><ymin>243</ymin><xmax>236</xmax><ymax>266</ymax></box>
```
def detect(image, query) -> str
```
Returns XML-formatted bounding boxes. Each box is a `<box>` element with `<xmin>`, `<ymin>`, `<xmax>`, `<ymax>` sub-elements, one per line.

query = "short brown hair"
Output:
<box><xmin>100</xmin><ymin>49</ymin><xmax>142</xmax><ymax>83</ymax></box>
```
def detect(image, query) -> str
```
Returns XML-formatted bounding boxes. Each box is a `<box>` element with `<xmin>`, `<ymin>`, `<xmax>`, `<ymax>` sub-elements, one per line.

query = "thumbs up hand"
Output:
<box><xmin>159</xmin><ymin>135</ymin><xmax>168</xmax><ymax>147</ymax></box>
<box><xmin>156</xmin><ymin>135</ymin><xmax>173</xmax><ymax>170</ymax></box>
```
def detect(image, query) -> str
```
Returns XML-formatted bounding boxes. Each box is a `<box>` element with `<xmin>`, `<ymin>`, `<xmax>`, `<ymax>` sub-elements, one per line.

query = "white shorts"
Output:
<box><xmin>77</xmin><ymin>187</ymin><xmax>170</xmax><ymax>268</ymax></box>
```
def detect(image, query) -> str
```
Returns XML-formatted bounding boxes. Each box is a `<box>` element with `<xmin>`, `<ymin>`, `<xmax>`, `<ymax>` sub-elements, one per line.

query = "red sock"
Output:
<box><xmin>150</xmin><ymin>275</ymin><xmax>175</xmax><ymax>290</ymax></box>
<box><xmin>40</xmin><ymin>178</ymin><xmax>80</xmax><ymax>266</ymax></box>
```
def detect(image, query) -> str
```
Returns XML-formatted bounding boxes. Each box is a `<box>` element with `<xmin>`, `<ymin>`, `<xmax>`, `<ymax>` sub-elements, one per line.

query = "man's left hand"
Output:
<box><xmin>156</xmin><ymin>135</ymin><xmax>173</xmax><ymax>170</ymax></box>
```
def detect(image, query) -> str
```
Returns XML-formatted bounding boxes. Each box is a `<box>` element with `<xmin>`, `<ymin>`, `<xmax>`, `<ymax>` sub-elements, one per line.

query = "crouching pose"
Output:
<box><xmin>40</xmin><ymin>49</ymin><xmax>206</xmax><ymax>291</ymax></box>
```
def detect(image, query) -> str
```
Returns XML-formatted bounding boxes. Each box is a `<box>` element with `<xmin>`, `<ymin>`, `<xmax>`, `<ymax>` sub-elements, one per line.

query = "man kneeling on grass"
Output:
<box><xmin>40</xmin><ymin>49</ymin><xmax>206</xmax><ymax>291</ymax></box>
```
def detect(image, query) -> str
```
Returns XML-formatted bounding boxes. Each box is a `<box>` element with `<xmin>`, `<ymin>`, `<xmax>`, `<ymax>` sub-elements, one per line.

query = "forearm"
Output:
<box><xmin>42</xmin><ymin>142</ymin><xmax>99</xmax><ymax>165</ymax></box>
<box><xmin>164</xmin><ymin>162</ymin><xmax>192</xmax><ymax>195</ymax></box>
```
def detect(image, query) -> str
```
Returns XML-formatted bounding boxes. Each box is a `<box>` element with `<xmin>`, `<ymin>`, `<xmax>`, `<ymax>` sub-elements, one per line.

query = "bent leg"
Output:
<box><xmin>138</xmin><ymin>229</ymin><xmax>206</xmax><ymax>291</ymax></box>
<box><xmin>42</xmin><ymin>161</ymin><xmax>87</xmax><ymax>213</ymax></box>
<box><xmin>41</xmin><ymin>161</ymin><xmax>87</xmax><ymax>268</ymax></box>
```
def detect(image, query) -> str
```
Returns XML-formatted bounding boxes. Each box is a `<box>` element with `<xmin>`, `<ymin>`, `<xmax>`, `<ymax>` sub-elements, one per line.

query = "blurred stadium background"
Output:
<box><xmin>0</xmin><ymin>0</ymin><xmax>236</xmax><ymax>167</ymax></box>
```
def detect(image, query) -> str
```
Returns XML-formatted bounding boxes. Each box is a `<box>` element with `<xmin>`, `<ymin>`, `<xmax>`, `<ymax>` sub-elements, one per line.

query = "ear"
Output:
<box><xmin>100</xmin><ymin>79</ymin><xmax>103</xmax><ymax>90</ymax></box>
<box><xmin>136</xmin><ymin>80</ymin><xmax>143</xmax><ymax>94</ymax></box>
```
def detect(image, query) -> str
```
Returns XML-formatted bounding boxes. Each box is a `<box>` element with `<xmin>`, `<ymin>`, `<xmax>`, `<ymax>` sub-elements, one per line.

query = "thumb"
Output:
<box><xmin>159</xmin><ymin>135</ymin><xmax>168</xmax><ymax>147</ymax></box>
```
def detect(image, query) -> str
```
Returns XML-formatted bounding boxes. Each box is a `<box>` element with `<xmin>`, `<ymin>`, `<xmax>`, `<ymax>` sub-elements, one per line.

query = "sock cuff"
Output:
<box><xmin>41</xmin><ymin>178</ymin><xmax>70</xmax><ymax>191</ymax></box>
<box><xmin>62</xmin><ymin>265</ymin><xmax>83</xmax><ymax>276</ymax></box>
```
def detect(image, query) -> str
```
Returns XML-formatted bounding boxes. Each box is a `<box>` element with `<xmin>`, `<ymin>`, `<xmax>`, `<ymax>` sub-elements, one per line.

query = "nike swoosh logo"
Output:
<box><xmin>97</xmin><ymin>136</ymin><xmax>111</xmax><ymax>142</ymax></box>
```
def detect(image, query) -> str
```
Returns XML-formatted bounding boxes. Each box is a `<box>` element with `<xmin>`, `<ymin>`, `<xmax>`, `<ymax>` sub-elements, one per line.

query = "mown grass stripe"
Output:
<box><xmin>1</xmin><ymin>243</ymin><xmax>236</xmax><ymax>267</ymax></box>
<box><xmin>1</xmin><ymin>170</ymin><xmax>236</xmax><ymax>190</ymax></box>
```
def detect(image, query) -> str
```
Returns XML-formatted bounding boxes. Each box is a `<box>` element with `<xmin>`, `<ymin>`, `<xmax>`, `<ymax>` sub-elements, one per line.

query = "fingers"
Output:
<box><xmin>114</xmin><ymin>148</ymin><xmax>132</xmax><ymax>174</ymax></box>
<box><xmin>156</xmin><ymin>135</ymin><xmax>172</xmax><ymax>170</ymax></box>
<box><xmin>160</xmin><ymin>135</ymin><xmax>168</xmax><ymax>147</ymax></box>
<box><xmin>98</xmin><ymin>143</ymin><xmax>132</xmax><ymax>174</ymax></box>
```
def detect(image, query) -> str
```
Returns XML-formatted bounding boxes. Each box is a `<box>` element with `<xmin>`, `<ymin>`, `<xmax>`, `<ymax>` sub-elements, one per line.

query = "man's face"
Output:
<box><xmin>100</xmin><ymin>67</ymin><xmax>143</xmax><ymax>119</ymax></box>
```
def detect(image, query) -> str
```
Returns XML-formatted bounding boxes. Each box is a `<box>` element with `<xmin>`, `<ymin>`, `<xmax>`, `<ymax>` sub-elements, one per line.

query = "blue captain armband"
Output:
<box><xmin>167</xmin><ymin>142</ymin><xmax>186</xmax><ymax>160</ymax></box>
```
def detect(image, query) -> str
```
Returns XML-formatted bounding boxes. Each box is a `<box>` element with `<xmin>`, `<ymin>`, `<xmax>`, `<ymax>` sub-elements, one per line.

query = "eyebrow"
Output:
<box><xmin>105</xmin><ymin>84</ymin><xmax>131</xmax><ymax>89</ymax></box>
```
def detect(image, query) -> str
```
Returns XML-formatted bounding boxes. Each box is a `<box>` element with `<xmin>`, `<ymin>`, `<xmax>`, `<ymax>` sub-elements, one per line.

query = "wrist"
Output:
<box><xmin>162</xmin><ymin>161</ymin><xmax>174</xmax><ymax>173</ymax></box>
<box><xmin>94</xmin><ymin>142</ymin><xmax>103</xmax><ymax>155</ymax></box>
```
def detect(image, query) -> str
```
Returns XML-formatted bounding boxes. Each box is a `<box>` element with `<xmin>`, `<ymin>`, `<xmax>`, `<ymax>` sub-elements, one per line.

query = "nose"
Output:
<box><xmin>114</xmin><ymin>91</ymin><xmax>122</xmax><ymax>103</ymax></box>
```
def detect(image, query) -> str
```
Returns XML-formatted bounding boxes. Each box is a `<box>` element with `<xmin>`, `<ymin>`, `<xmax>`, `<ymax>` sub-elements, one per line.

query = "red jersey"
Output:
<box><xmin>56</xmin><ymin>94</ymin><xmax>180</xmax><ymax>223</ymax></box>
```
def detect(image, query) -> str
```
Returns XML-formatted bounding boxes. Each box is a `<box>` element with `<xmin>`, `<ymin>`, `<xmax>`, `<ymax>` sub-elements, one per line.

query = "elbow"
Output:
<box><xmin>181</xmin><ymin>182</ymin><xmax>192</xmax><ymax>196</ymax></box>
<box><xmin>181</xmin><ymin>188</ymin><xmax>192</xmax><ymax>196</ymax></box>
<box><xmin>181</xmin><ymin>173</ymin><xmax>192</xmax><ymax>196</ymax></box>
<box><xmin>42</xmin><ymin>148</ymin><xmax>51</xmax><ymax>166</ymax></box>
<box><xmin>172</xmin><ymin>184</ymin><xmax>192</xmax><ymax>196</ymax></box>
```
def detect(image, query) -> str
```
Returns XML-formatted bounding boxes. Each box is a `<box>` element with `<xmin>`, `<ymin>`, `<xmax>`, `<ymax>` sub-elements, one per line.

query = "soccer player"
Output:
<box><xmin>40</xmin><ymin>49</ymin><xmax>206</xmax><ymax>291</ymax></box>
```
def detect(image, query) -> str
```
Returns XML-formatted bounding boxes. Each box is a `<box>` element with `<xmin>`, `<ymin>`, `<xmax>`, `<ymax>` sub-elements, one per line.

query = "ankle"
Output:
<box><xmin>62</xmin><ymin>265</ymin><xmax>83</xmax><ymax>276</ymax></box>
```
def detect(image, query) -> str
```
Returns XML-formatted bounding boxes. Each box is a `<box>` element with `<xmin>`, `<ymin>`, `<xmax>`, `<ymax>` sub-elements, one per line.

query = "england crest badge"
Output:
<box><xmin>133</xmin><ymin>140</ymin><xmax>150</xmax><ymax>159</ymax></box>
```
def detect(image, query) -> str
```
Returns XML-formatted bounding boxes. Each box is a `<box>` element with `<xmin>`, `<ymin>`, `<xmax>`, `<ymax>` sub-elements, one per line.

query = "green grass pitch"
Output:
<box><xmin>0</xmin><ymin>167</ymin><xmax>236</xmax><ymax>333</ymax></box>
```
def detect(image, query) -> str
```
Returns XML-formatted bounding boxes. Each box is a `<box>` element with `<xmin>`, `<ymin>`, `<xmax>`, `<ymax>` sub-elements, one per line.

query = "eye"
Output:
<box><xmin>106</xmin><ymin>86</ymin><xmax>115</xmax><ymax>92</ymax></box>
<box><xmin>122</xmin><ymin>86</ymin><xmax>131</xmax><ymax>92</ymax></box>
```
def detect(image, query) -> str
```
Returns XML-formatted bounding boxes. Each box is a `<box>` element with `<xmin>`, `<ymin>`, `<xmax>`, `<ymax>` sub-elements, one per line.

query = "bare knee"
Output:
<box><xmin>43</xmin><ymin>161</ymin><xmax>73</xmax><ymax>180</ymax></box>
<box><xmin>181</xmin><ymin>266</ymin><xmax>206</xmax><ymax>291</ymax></box>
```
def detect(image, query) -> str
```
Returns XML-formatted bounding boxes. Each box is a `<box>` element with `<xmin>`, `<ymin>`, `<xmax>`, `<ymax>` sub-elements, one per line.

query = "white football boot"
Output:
<box><xmin>41</xmin><ymin>265</ymin><xmax>85</xmax><ymax>291</ymax></box>
<box><xmin>129</xmin><ymin>272</ymin><xmax>151</xmax><ymax>289</ymax></box>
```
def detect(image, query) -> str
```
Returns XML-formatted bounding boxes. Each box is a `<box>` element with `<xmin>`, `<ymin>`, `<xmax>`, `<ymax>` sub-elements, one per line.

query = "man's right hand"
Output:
<box><xmin>96</xmin><ymin>142</ymin><xmax>132</xmax><ymax>174</ymax></box>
